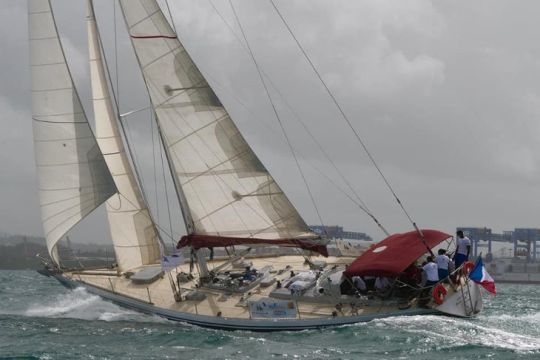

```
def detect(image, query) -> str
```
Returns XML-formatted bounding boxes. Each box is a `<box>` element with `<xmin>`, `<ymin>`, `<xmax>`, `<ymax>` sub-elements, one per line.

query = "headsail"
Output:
<box><xmin>29</xmin><ymin>0</ymin><xmax>116</xmax><ymax>265</ymax></box>
<box><xmin>86</xmin><ymin>0</ymin><xmax>160</xmax><ymax>271</ymax></box>
<box><xmin>118</xmin><ymin>0</ymin><xmax>326</xmax><ymax>255</ymax></box>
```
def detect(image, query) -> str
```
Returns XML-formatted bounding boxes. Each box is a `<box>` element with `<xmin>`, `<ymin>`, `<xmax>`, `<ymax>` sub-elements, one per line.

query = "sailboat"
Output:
<box><xmin>29</xmin><ymin>0</ymin><xmax>484</xmax><ymax>331</ymax></box>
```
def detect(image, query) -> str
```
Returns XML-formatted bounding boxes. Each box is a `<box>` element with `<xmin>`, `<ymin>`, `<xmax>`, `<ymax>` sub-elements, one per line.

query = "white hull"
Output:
<box><xmin>43</xmin><ymin>255</ymin><xmax>483</xmax><ymax>331</ymax></box>
<box><xmin>53</xmin><ymin>274</ymin><xmax>438</xmax><ymax>331</ymax></box>
<box><xmin>435</xmin><ymin>280</ymin><xmax>484</xmax><ymax>317</ymax></box>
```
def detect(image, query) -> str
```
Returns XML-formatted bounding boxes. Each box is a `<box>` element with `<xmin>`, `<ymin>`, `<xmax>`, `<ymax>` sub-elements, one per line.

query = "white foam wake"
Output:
<box><xmin>372</xmin><ymin>314</ymin><xmax>540</xmax><ymax>353</ymax></box>
<box><xmin>23</xmin><ymin>287</ymin><xmax>165</xmax><ymax>323</ymax></box>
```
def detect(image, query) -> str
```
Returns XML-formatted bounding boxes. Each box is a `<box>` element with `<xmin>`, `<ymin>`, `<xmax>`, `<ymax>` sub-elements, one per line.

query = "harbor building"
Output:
<box><xmin>457</xmin><ymin>227</ymin><xmax>540</xmax><ymax>284</ymax></box>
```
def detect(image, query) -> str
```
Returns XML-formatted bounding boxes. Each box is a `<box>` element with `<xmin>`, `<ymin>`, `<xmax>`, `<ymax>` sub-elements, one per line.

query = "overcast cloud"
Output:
<box><xmin>2</xmin><ymin>0</ymin><xmax>540</xmax><ymax>245</ymax></box>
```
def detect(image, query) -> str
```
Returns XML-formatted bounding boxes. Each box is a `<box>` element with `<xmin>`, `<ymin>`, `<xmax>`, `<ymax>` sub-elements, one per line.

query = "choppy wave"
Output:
<box><xmin>1</xmin><ymin>271</ymin><xmax>539</xmax><ymax>359</ymax></box>
<box><xmin>18</xmin><ymin>287</ymin><xmax>165</xmax><ymax>323</ymax></box>
<box><xmin>369</xmin><ymin>314</ymin><xmax>540</xmax><ymax>353</ymax></box>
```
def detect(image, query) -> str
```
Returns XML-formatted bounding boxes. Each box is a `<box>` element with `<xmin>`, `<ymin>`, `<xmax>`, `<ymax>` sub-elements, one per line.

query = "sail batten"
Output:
<box><xmin>119</xmin><ymin>0</ymin><xmax>325</xmax><ymax>253</ymax></box>
<box><xmin>29</xmin><ymin>0</ymin><xmax>117</xmax><ymax>265</ymax></box>
<box><xmin>86</xmin><ymin>0</ymin><xmax>161</xmax><ymax>271</ymax></box>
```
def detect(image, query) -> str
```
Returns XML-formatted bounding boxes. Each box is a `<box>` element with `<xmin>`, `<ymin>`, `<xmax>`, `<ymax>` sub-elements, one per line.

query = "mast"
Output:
<box><xmin>118</xmin><ymin>0</ymin><xmax>327</xmax><ymax>256</ymax></box>
<box><xmin>28</xmin><ymin>0</ymin><xmax>116</xmax><ymax>266</ymax></box>
<box><xmin>86</xmin><ymin>0</ymin><xmax>161</xmax><ymax>271</ymax></box>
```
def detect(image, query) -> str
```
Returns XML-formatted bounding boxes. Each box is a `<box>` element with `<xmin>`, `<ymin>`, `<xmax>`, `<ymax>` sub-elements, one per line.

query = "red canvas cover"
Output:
<box><xmin>177</xmin><ymin>234</ymin><xmax>328</xmax><ymax>257</ymax></box>
<box><xmin>344</xmin><ymin>229</ymin><xmax>451</xmax><ymax>277</ymax></box>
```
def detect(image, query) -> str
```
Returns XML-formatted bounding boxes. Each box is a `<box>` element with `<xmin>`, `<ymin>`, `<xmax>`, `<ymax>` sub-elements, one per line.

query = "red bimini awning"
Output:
<box><xmin>177</xmin><ymin>234</ymin><xmax>328</xmax><ymax>257</ymax></box>
<box><xmin>343</xmin><ymin>229</ymin><xmax>451</xmax><ymax>278</ymax></box>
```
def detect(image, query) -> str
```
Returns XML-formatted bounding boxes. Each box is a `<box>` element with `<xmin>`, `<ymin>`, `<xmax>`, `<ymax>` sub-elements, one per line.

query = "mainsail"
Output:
<box><xmin>86</xmin><ymin>0</ymin><xmax>160</xmax><ymax>271</ymax></box>
<box><xmin>29</xmin><ymin>0</ymin><xmax>116</xmax><ymax>265</ymax></box>
<box><xmin>118</xmin><ymin>0</ymin><xmax>326</xmax><ymax>254</ymax></box>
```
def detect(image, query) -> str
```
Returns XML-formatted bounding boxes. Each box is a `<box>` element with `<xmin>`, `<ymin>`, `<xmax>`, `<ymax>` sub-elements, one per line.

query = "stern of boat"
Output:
<box><xmin>434</xmin><ymin>279</ymin><xmax>483</xmax><ymax>317</ymax></box>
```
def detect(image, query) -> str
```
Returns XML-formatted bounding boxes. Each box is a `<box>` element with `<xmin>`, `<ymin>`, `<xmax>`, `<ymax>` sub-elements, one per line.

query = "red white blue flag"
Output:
<box><xmin>469</xmin><ymin>256</ymin><xmax>496</xmax><ymax>295</ymax></box>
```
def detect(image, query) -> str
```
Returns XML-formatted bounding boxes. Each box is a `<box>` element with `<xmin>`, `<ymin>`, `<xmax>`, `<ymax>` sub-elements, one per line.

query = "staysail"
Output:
<box><xmin>86</xmin><ymin>0</ymin><xmax>160</xmax><ymax>271</ymax></box>
<box><xmin>118</xmin><ymin>0</ymin><xmax>326</xmax><ymax>255</ymax></box>
<box><xmin>29</xmin><ymin>0</ymin><xmax>116</xmax><ymax>265</ymax></box>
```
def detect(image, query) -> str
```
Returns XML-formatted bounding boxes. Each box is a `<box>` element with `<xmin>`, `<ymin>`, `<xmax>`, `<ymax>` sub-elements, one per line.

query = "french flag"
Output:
<box><xmin>469</xmin><ymin>256</ymin><xmax>496</xmax><ymax>295</ymax></box>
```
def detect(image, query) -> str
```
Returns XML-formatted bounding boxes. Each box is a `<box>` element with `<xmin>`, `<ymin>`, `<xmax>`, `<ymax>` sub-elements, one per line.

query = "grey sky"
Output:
<box><xmin>1</xmin><ymin>0</ymin><xmax>540</xmax><ymax>245</ymax></box>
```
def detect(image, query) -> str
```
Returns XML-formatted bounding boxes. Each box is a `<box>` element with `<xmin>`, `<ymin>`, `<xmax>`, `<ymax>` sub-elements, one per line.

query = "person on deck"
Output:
<box><xmin>352</xmin><ymin>276</ymin><xmax>367</xmax><ymax>294</ymax></box>
<box><xmin>243</xmin><ymin>266</ymin><xmax>255</xmax><ymax>281</ymax></box>
<box><xmin>374</xmin><ymin>277</ymin><xmax>393</xmax><ymax>297</ymax></box>
<box><xmin>454</xmin><ymin>230</ymin><xmax>471</xmax><ymax>268</ymax></box>
<box><xmin>400</xmin><ymin>263</ymin><xmax>421</xmax><ymax>286</ymax></box>
<box><xmin>422</xmin><ymin>256</ymin><xmax>439</xmax><ymax>287</ymax></box>
<box><xmin>436</xmin><ymin>249</ymin><xmax>451</xmax><ymax>280</ymax></box>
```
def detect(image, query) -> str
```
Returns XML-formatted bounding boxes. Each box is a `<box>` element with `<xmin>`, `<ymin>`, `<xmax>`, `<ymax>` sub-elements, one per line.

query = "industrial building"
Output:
<box><xmin>457</xmin><ymin>227</ymin><xmax>539</xmax><ymax>262</ymax></box>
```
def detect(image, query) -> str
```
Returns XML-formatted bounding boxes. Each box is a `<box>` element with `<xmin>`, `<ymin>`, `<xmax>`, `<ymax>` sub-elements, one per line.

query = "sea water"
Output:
<box><xmin>0</xmin><ymin>270</ymin><xmax>538</xmax><ymax>360</ymax></box>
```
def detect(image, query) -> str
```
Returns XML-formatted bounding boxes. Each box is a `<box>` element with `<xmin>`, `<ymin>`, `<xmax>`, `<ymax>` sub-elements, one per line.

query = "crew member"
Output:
<box><xmin>422</xmin><ymin>256</ymin><xmax>439</xmax><ymax>287</ymax></box>
<box><xmin>436</xmin><ymin>249</ymin><xmax>451</xmax><ymax>280</ymax></box>
<box><xmin>454</xmin><ymin>230</ymin><xmax>471</xmax><ymax>268</ymax></box>
<box><xmin>352</xmin><ymin>276</ymin><xmax>367</xmax><ymax>294</ymax></box>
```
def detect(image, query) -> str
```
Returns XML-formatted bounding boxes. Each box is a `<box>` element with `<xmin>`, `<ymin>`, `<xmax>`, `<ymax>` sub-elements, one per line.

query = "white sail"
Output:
<box><xmin>29</xmin><ymin>0</ymin><xmax>116</xmax><ymax>265</ymax></box>
<box><xmin>118</xmin><ymin>0</ymin><xmax>324</xmax><ymax>252</ymax></box>
<box><xmin>86</xmin><ymin>0</ymin><xmax>160</xmax><ymax>271</ymax></box>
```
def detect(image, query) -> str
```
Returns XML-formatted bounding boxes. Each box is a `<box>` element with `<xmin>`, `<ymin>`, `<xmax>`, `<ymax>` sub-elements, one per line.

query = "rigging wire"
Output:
<box><xmin>92</xmin><ymin>0</ymin><xmax>175</xmax><ymax>244</ymax></box>
<box><xmin>164</xmin><ymin>0</ymin><xmax>178</xmax><ymax>34</ymax></box>
<box><xmin>207</xmin><ymin>0</ymin><xmax>389</xmax><ymax>236</ymax></box>
<box><xmin>151</xmin><ymin>106</ymin><xmax>160</xmax><ymax>224</ymax></box>
<box><xmin>228</xmin><ymin>0</ymin><xmax>328</xmax><ymax>237</ymax></box>
<box><xmin>199</xmin><ymin>69</ymin><xmax>380</xmax><ymax>231</ymax></box>
<box><xmin>113</xmin><ymin>0</ymin><xmax>119</xmax><ymax>107</ymax></box>
<box><xmin>157</xmin><ymin>111</ymin><xmax>177</xmax><ymax>247</ymax></box>
<box><xmin>268</xmin><ymin>0</ymin><xmax>419</xmax><ymax>232</ymax></box>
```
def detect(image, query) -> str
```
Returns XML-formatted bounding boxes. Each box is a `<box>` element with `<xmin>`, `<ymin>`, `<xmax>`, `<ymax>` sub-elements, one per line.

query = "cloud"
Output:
<box><xmin>3</xmin><ymin>0</ymin><xmax>540</xmax><ymax>242</ymax></box>
<box><xmin>268</xmin><ymin>0</ymin><xmax>447</xmax><ymax>99</ymax></box>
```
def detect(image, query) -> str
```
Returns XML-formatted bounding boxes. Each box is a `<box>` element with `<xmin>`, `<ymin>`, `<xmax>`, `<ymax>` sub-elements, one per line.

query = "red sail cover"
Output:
<box><xmin>344</xmin><ymin>229</ymin><xmax>451</xmax><ymax>277</ymax></box>
<box><xmin>177</xmin><ymin>234</ymin><xmax>328</xmax><ymax>257</ymax></box>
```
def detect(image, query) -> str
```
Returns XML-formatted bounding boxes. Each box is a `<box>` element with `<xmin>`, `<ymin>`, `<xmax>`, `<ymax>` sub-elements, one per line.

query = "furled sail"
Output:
<box><xmin>118</xmin><ymin>0</ymin><xmax>326</xmax><ymax>255</ymax></box>
<box><xmin>86</xmin><ymin>0</ymin><xmax>160</xmax><ymax>271</ymax></box>
<box><xmin>29</xmin><ymin>0</ymin><xmax>116</xmax><ymax>265</ymax></box>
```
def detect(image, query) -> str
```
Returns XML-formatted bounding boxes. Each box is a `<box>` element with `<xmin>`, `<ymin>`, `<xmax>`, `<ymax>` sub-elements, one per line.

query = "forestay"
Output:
<box><xmin>29</xmin><ymin>0</ymin><xmax>116</xmax><ymax>265</ymax></box>
<box><xmin>119</xmin><ymin>0</ymin><xmax>325</xmax><ymax>253</ymax></box>
<box><xmin>86</xmin><ymin>0</ymin><xmax>160</xmax><ymax>271</ymax></box>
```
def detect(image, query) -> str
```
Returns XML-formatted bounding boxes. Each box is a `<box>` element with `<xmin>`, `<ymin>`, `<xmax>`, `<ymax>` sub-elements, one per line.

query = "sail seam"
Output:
<box><xmin>194</xmin><ymin>178</ymin><xmax>276</xmax><ymax>223</ymax></box>
<box><xmin>29</xmin><ymin>36</ymin><xmax>57</xmax><ymax>41</ymax></box>
<box><xmin>42</xmin><ymin>195</ymin><xmax>108</xmax><ymax>224</ymax></box>
<box><xmin>127</xmin><ymin>8</ymin><xmax>161</xmax><ymax>29</ymax></box>
<box><xmin>43</xmin><ymin>200</ymin><xmax>109</xmax><ymax>237</ymax></box>
<box><xmin>33</xmin><ymin>111</ymin><xmax>85</xmax><ymax>118</ymax></box>
<box><xmin>179</xmin><ymin>149</ymin><xmax>249</xmax><ymax>185</ymax></box>
<box><xmin>37</xmin><ymin>160</ymin><xmax>102</xmax><ymax>167</ymax></box>
<box><xmin>140</xmin><ymin>44</ymin><xmax>181</xmax><ymax>70</ymax></box>
<box><xmin>28</xmin><ymin>10</ymin><xmax>50</xmax><ymax>15</ymax></box>
<box><xmin>34</xmin><ymin>135</ymin><xmax>94</xmax><ymax>143</ymax></box>
<box><xmin>31</xmin><ymin>87</ymin><xmax>73</xmax><ymax>93</ymax></box>
<box><xmin>106</xmin><ymin>208</ymin><xmax>142</xmax><ymax>214</ymax></box>
<box><xmin>31</xmin><ymin>61</ymin><xmax>65</xmax><ymax>66</ymax></box>
<box><xmin>32</xmin><ymin>118</ymin><xmax>87</xmax><ymax>124</ymax></box>
<box><xmin>38</xmin><ymin>184</ymin><xmax>109</xmax><ymax>192</ymax></box>
<box><xmin>167</xmin><ymin>114</ymin><xmax>226</xmax><ymax>148</ymax></box>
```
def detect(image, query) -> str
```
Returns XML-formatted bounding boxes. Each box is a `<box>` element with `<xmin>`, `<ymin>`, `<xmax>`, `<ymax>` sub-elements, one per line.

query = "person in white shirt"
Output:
<box><xmin>454</xmin><ymin>230</ymin><xmax>471</xmax><ymax>268</ymax></box>
<box><xmin>436</xmin><ymin>249</ymin><xmax>451</xmax><ymax>280</ymax></box>
<box><xmin>422</xmin><ymin>256</ymin><xmax>439</xmax><ymax>287</ymax></box>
